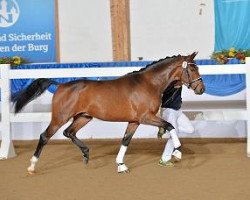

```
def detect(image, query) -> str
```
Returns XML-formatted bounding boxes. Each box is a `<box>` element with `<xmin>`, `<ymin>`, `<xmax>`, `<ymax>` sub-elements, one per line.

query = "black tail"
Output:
<box><xmin>12</xmin><ymin>78</ymin><xmax>58</xmax><ymax>113</ymax></box>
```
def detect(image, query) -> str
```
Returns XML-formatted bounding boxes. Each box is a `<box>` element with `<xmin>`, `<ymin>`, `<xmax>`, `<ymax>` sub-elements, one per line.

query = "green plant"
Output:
<box><xmin>0</xmin><ymin>56</ymin><xmax>26</xmax><ymax>66</ymax></box>
<box><xmin>211</xmin><ymin>48</ymin><xmax>250</xmax><ymax>64</ymax></box>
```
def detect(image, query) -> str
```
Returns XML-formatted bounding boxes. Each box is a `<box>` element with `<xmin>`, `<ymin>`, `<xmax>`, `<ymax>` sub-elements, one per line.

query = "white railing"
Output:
<box><xmin>1</xmin><ymin>58</ymin><xmax>250</xmax><ymax>159</ymax></box>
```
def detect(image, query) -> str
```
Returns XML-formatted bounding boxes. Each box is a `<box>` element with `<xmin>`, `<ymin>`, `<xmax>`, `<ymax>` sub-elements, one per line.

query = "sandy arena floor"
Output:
<box><xmin>1</xmin><ymin>138</ymin><xmax>250</xmax><ymax>200</ymax></box>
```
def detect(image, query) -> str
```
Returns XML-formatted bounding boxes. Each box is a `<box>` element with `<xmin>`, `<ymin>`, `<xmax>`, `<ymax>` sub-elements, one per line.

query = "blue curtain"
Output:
<box><xmin>196</xmin><ymin>59</ymin><xmax>245</xmax><ymax>96</ymax></box>
<box><xmin>215</xmin><ymin>0</ymin><xmax>250</xmax><ymax>50</ymax></box>
<box><xmin>212</xmin><ymin>0</ymin><xmax>250</xmax><ymax>96</ymax></box>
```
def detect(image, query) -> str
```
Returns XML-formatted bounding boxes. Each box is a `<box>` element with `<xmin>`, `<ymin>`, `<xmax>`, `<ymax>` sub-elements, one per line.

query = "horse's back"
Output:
<box><xmin>52</xmin><ymin>76</ymin><xmax>160</xmax><ymax>122</ymax></box>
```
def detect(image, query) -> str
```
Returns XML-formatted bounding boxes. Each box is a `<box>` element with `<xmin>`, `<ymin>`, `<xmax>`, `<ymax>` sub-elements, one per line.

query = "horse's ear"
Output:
<box><xmin>188</xmin><ymin>52</ymin><xmax>198</xmax><ymax>61</ymax></box>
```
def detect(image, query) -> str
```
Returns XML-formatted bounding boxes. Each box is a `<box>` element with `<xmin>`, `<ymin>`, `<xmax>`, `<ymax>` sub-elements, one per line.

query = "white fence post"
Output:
<box><xmin>0</xmin><ymin>64</ymin><xmax>16</xmax><ymax>159</ymax></box>
<box><xmin>245</xmin><ymin>57</ymin><xmax>250</xmax><ymax>157</ymax></box>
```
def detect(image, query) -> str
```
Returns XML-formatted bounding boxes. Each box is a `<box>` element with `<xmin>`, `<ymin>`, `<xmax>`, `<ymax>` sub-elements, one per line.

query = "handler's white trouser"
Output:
<box><xmin>161</xmin><ymin>108</ymin><xmax>194</xmax><ymax>162</ymax></box>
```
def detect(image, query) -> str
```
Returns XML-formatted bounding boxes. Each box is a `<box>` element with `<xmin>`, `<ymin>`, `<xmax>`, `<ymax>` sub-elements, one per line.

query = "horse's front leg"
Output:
<box><xmin>142</xmin><ymin>115</ymin><xmax>182</xmax><ymax>158</ymax></box>
<box><xmin>116</xmin><ymin>122</ymin><xmax>139</xmax><ymax>173</ymax></box>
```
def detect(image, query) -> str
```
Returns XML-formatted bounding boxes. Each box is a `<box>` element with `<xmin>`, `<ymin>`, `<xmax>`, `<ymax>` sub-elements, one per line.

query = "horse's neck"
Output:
<box><xmin>143</xmin><ymin>63</ymin><xmax>180</xmax><ymax>93</ymax></box>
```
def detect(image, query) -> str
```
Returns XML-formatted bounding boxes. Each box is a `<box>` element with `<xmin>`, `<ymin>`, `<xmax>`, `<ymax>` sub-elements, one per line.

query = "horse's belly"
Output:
<box><xmin>87</xmin><ymin>102</ymin><xmax>138</xmax><ymax>122</ymax></box>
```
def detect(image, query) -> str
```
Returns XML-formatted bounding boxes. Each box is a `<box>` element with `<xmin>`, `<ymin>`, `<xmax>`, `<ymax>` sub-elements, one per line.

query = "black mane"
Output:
<box><xmin>128</xmin><ymin>54</ymin><xmax>183</xmax><ymax>75</ymax></box>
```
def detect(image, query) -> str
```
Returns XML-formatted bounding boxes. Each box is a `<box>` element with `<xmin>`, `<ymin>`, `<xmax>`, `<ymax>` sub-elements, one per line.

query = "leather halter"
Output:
<box><xmin>181</xmin><ymin>62</ymin><xmax>203</xmax><ymax>89</ymax></box>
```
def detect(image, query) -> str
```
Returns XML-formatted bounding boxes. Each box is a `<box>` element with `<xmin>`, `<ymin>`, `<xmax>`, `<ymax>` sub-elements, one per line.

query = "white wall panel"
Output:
<box><xmin>58</xmin><ymin>0</ymin><xmax>112</xmax><ymax>62</ymax></box>
<box><xmin>130</xmin><ymin>0</ymin><xmax>214</xmax><ymax>60</ymax></box>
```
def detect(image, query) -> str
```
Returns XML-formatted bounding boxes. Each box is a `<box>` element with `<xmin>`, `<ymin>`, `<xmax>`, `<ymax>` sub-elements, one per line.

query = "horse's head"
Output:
<box><xmin>179</xmin><ymin>52</ymin><xmax>205</xmax><ymax>95</ymax></box>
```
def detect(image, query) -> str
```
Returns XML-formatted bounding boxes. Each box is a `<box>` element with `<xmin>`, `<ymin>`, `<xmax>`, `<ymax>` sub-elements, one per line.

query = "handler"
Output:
<box><xmin>158</xmin><ymin>81</ymin><xmax>194</xmax><ymax>167</ymax></box>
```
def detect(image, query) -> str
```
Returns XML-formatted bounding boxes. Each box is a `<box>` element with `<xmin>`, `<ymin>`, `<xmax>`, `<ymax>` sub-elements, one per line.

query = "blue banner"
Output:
<box><xmin>214</xmin><ymin>0</ymin><xmax>250</xmax><ymax>51</ymax></box>
<box><xmin>0</xmin><ymin>0</ymin><xmax>56</xmax><ymax>62</ymax></box>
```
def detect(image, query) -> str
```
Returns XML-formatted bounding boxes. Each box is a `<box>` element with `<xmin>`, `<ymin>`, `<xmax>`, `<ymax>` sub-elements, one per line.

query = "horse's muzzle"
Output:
<box><xmin>194</xmin><ymin>86</ymin><xmax>205</xmax><ymax>95</ymax></box>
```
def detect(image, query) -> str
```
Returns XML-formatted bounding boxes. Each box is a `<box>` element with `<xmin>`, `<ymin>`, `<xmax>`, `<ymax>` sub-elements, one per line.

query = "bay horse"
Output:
<box><xmin>12</xmin><ymin>52</ymin><xmax>205</xmax><ymax>174</ymax></box>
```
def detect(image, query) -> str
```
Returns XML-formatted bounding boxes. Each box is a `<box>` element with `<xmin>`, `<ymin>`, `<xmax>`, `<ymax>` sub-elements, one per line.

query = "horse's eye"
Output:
<box><xmin>189</xmin><ymin>65</ymin><xmax>198</xmax><ymax>72</ymax></box>
<box><xmin>189</xmin><ymin>67</ymin><xmax>196</xmax><ymax>72</ymax></box>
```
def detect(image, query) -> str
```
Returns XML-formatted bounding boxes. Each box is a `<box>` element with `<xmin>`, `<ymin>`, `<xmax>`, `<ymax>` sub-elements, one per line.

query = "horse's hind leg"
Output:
<box><xmin>63</xmin><ymin>114</ymin><xmax>93</xmax><ymax>164</ymax></box>
<box><xmin>27</xmin><ymin>120</ymin><xmax>67</xmax><ymax>174</ymax></box>
<box><xmin>116</xmin><ymin>122</ymin><xmax>139</xmax><ymax>173</ymax></box>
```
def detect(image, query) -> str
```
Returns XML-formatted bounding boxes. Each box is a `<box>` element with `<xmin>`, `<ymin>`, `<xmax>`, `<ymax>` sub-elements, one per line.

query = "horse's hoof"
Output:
<box><xmin>83</xmin><ymin>156</ymin><xmax>89</xmax><ymax>165</ymax></box>
<box><xmin>173</xmin><ymin>156</ymin><xmax>181</xmax><ymax>162</ymax></box>
<box><xmin>117</xmin><ymin>163</ymin><xmax>129</xmax><ymax>173</ymax></box>
<box><xmin>172</xmin><ymin>147</ymin><xmax>182</xmax><ymax>161</ymax></box>
<box><xmin>27</xmin><ymin>170</ymin><xmax>36</xmax><ymax>175</ymax></box>
<box><xmin>118</xmin><ymin>169</ymin><xmax>130</xmax><ymax>174</ymax></box>
<box><xmin>27</xmin><ymin>166</ymin><xmax>36</xmax><ymax>175</ymax></box>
